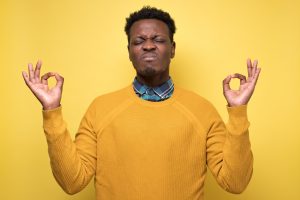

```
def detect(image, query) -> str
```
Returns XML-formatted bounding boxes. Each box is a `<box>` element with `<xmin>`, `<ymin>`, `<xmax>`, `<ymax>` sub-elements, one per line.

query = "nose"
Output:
<box><xmin>142</xmin><ymin>39</ymin><xmax>156</xmax><ymax>51</ymax></box>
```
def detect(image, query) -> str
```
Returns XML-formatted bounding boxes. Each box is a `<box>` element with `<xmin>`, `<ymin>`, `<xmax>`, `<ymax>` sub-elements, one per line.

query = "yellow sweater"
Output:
<box><xmin>43</xmin><ymin>84</ymin><xmax>253</xmax><ymax>200</ymax></box>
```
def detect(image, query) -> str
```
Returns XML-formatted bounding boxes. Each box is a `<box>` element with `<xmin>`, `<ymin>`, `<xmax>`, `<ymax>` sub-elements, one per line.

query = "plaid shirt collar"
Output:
<box><xmin>133</xmin><ymin>77</ymin><xmax>174</xmax><ymax>101</ymax></box>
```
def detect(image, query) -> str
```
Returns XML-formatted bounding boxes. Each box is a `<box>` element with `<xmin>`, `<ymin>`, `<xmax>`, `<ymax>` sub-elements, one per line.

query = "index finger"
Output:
<box><xmin>232</xmin><ymin>73</ymin><xmax>247</xmax><ymax>84</ymax></box>
<box><xmin>41</xmin><ymin>72</ymin><xmax>55</xmax><ymax>85</ymax></box>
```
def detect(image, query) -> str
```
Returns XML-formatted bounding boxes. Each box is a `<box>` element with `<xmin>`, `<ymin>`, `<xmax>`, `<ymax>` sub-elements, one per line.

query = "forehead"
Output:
<box><xmin>129</xmin><ymin>19</ymin><xmax>169</xmax><ymax>37</ymax></box>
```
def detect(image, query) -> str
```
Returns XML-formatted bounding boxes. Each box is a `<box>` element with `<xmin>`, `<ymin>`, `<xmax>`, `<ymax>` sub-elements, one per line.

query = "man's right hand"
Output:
<box><xmin>22</xmin><ymin>60</ymin><xmax>64</xmax><ymax>110</ymax></box>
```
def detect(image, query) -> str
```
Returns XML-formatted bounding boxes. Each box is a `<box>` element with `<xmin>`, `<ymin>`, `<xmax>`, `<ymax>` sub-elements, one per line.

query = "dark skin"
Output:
<box><xmin>22</xmin><ymin>19</ymin><xmax>260</xmax><ymax>109</ymax></box>
<box><xmin>128</xmin><ymin>19</ymin><xmax>175</xmax><ymax>87</ymax></box>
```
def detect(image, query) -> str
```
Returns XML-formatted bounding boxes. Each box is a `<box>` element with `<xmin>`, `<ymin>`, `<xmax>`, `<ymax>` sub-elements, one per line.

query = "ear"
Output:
<box><xmin>127</xmin><ymin>45</ymin><xmax>132</xmax><ymax>61</ymax></box>
<box><xmin>171</xmin><ymin>41</ymin><xmax>176</xmax><ymax>58</ymax></box>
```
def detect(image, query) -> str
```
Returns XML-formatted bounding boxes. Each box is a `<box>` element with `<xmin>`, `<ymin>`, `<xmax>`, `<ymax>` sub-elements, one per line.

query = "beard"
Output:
<box><xmin>134</xmin><ymin>62</ymin><xmax>160</xmax><ymax>77</ymax></box>
<box><xmin>138</xmin><ymin>67</ymin><xmax>157</xmax><ymax>77</ymax></box>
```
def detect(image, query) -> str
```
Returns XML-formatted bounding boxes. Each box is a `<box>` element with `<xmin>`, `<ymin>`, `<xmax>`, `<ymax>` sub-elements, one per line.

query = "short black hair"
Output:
<box><xmin>125</xmin><ymin>6</ymin><xmax>176</xmax><ymax>43</ymax></box>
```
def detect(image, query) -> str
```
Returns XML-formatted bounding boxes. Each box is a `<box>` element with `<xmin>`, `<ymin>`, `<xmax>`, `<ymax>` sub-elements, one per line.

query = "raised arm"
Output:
<box><xmin>22</xmin><ymin>61</ymin><xmax>96</xmax><ymax>194</ymax></box>
<box><xmin>206</xmin><ymin>59</ymin><xmax>261</xmax><ymax>193</ymax></box>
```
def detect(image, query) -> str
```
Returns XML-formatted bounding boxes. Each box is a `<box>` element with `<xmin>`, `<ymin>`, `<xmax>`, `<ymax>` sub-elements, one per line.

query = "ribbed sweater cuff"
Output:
<box><xmin>226</xmin><ymin>105</ymin><xmax>250</xmax><ymax>136</ymax></box>
<box><xmin>42</xmin><ymin>106</ymin><xmax>64</xmax><ymax>129</ymax></box>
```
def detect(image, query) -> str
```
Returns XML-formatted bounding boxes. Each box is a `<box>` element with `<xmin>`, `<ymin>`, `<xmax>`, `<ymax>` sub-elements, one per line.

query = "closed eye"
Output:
<box><xmin>132</xmin><ymin>38</ymin><xmax>145</xmax><ymax>45</ymax></box>
<box><xmin>154</xmin><ymin>39</ymin><xmax>165</xmax><ymax>43</ymax></box>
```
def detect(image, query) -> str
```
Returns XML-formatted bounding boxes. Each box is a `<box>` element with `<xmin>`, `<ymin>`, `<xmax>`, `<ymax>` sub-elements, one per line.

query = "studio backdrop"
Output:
<box><xmin>0</xmin><ymin>0</ymin><xmax>299</xmax><ymax>199</ymax></box>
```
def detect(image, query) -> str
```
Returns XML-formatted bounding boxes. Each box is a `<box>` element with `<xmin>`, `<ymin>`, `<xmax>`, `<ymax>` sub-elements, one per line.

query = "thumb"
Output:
<box><xmin>223</xmin><ymin>75</ymin><xmax>232</xmax><ymax>93</ymax></box>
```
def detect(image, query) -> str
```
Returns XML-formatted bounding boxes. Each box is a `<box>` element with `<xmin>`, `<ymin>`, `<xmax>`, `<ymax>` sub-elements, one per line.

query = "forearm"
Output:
<box><xmin>43</xmin><ymin>106</ymin><xmax>96</xmax><ymax>194</ymax></box>
<box><xmin>207</xmin><ymin>105</ymin><xmax>253</xmax><ymax>194</ymax></box>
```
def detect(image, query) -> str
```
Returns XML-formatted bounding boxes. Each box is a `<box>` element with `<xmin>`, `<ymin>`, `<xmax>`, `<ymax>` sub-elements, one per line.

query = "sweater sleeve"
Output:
<box><xmin>206</xmin><ymin>105</ymin><xmax>253</xmax><ymax>194</ymax></box>
<box><xmin>42</xmin><ymin>103</ymin><xmax>97</xmax><ymax>195</ymax></box>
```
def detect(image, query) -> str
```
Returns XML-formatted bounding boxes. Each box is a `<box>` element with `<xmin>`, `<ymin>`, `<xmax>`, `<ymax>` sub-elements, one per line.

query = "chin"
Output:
<box><xmin>139</xmin><ymin>67</ymin><xmax>157</xmax><ymax>77</ymax></box>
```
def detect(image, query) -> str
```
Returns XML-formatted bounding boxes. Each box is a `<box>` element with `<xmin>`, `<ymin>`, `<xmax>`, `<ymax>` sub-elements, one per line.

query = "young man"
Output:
<box><xmin>22</xmin><ymin>6</ymin><xmax>261</xmax><ymax>200</ymax></box>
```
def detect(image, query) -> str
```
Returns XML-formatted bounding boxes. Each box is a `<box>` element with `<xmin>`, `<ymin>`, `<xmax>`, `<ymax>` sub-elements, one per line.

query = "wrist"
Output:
<box><xmin>43</xmin><ymin>103</ymin><xmax>61</xmax><ymax>110</ymax></box>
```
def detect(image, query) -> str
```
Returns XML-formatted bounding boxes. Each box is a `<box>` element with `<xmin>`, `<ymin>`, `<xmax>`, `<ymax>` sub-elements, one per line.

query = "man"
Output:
<box><xmin>22</xmin><ymin>6</ymin><xmax>261</xmax><ymax>200</ymax></box>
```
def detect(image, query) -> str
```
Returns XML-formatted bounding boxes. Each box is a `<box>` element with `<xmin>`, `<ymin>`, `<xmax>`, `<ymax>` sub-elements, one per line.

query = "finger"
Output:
<box><xmin>34</xmin><ymin>60</ymin><xmax>42</xmax><ymax>81</ymax></box>
<box><xmin>252</xmin><ymin>67</ymin><xmax>261</xmax><ymax>85</ymax></box>
<box><xmin>232</xmin><ymin>73</ymin><xmax>247</xmax><ymax>84</ymax></box>
<box><xmin>22</xmin><ymin>71</ymin><xmax>31</xmax><ymax>86</ymax></box>
<box><xmin>252</xmin><ymin>60</ymin><xmax>258</xmax><ymax>79</ymax></box>
<box><xmin>28</xmin><ymin>63</ymin><xmax>35</xmax><ymax>82</ymax></box>
<box><xmin>223</xmin><ymin>75</ymin><xmax>232</xmax><ymax>92</ymax></box>
<box><xmin>54</xmin><ymin>73</ymin><xmax>64</xmax><ymax>89</ymax></box>
<box><xmin>247</xmin><ymin>58</ymin><xmax>252</xmax><ymax>78</ymax></box>
<box><xmin>41</xmin><ymin>72</ymin><xmax>55</xmax><ymax>85</ymax></box>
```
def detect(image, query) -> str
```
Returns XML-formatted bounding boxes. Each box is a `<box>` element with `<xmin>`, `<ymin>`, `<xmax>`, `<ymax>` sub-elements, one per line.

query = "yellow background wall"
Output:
<box><xmin>1</xmin><ymin>0</ymin><xmax>299</xmax><ymax>199</ymax></box>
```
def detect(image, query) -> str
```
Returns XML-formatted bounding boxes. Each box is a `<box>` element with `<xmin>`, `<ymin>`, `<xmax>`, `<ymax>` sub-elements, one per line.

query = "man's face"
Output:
<box><xmin>128</xmin><ymin>19</ymin><xmax>175</xmax><ymax>78</ymax></box>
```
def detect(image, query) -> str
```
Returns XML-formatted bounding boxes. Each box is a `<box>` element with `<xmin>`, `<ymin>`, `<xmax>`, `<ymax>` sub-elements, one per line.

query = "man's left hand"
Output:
<box><xmin>223</xmin><ymin>59</ymin><xmax>261</xmax><ymax>107</ymax></box>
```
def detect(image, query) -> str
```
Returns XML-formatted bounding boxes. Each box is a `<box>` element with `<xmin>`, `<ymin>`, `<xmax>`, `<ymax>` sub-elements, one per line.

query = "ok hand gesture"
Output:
<box><xmin>223</xmin><ymin>59</ymin><xmax>261</xmax><ymax>107</ymax></box>
<box><xmin>22</xmin><ymin>60</ymin><xmax>64</xmax><ymax>110</ymax></box>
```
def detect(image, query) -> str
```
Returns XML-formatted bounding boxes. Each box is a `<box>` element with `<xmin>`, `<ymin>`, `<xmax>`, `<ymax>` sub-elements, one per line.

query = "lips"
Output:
<box><xmin>141</xmin><ymin>53</ymin><xmax>157</xmax><ymax>61</ymax></box>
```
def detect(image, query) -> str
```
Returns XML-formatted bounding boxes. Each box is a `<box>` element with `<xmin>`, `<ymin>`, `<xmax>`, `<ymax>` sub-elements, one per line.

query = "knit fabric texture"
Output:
<box><xmin>42</xmin><ymin>84</ymin><xmax>253</xmax><ymax>200</ymax></box>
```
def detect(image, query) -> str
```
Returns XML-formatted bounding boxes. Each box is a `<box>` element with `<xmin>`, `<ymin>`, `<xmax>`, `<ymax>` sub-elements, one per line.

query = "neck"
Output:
<box><xmin>136</xmin><ymin>72</ymin><xmax>170</xmax><ymax>87</ymax></box>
